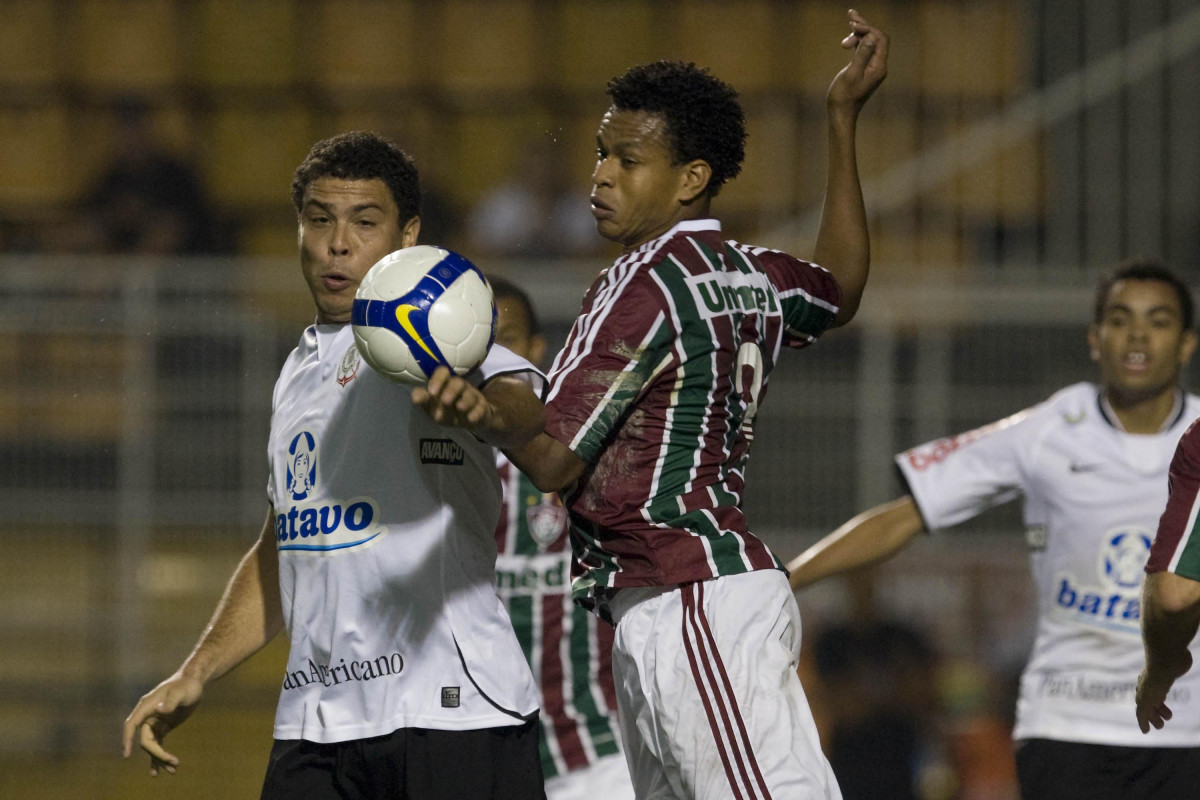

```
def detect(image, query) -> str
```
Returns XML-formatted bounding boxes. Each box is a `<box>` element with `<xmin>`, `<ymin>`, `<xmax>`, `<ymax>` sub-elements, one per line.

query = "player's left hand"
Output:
<box><xmin>828</xmin><ymin>9</ymin><xmax>889</xmax><ymax>115</ymax></box>
<box><xmin>1136</xmin><ymin>667</ymin><xmax>1178</xmax><ymax>733</ymax></box>
<box><xmin>412</xmin><ymin>366</ymin><xmax>494</xmax><ymax>430</ymax></box>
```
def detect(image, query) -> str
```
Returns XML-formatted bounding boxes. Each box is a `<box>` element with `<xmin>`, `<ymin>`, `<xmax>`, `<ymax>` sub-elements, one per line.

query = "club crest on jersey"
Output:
<box><xmin>287</xmin><ymin>431</ymin><xmax>317</xmax><ymax>500</ymax></box>
<box><xmin>337</xmin><ymin>345</ymin><xmax>361</xmax><ymax>387</ymax></box>
<box><xmin>1050</xmin><ymin>526</ymin><xmax>1151</xmax><ymax>635</ymax></box>
<box><xmin>279</xmin><ymin>430</ymin><xmax>386</xmax><ymax>554</ymax></box>
<box><xmin>526</xmin><ymin>496</ymin><xmax>567</xmax><ymax>549</ymax></box>
<box><xmin>687</xmin><ymin>271</ymin><xmax>779</xmax><ymax>320</ymax></box>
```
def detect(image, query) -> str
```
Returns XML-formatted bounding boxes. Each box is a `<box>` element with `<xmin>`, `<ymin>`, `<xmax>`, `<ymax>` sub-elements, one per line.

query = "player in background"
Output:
<box><xmin>501</xmin><ymin>10</ymin><xmax>888</xmax><ymax>799</ymax></box>
<box><xmin>788</xmin><ymin>261</ymin><xmax>1200</xmax><ymax>800</ymax></box>
<box><xmin>123</xmin><ymin>131</ymin><xmax>548</xmax><ymax>800</ymax></box>
<box><xmin>488</xmin><ymin>275</ymin><xmax>636</xmax><ymax>800</ymax></box>
<box><xmin>1138</xmin><ymin>418</ymin><xmax>1200</xmax><ymax>733</ymax></box>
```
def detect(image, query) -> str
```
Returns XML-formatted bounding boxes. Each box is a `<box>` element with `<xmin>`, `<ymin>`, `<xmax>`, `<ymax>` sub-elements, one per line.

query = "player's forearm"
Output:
<box><xmin>787</xmin><ymin>495</ymin><xmax>924</xmax><ymax>591</ymax></box>
<box><xmin>478</xmin><ymin>378</ymin><xmax>546</xmax><ymax>450</ymax></box>
<box><xmin>813</xmin><ymin>107</ymin><xmax>869</xmax><ymax>328</ymax></box>
<box><xmin>179</xmin><ymin>515</ymin><xmax>283</xmax><ymax>685</ymax></box>
<box><xmin>503</xmin><ymin>431</ymin><xmax>586</xmax><ymax>493</ymax></box>
<box><xmin>1142</xmin><ymin>572</ymin><xmax>1200</xmax><ymax>682</ymax></box>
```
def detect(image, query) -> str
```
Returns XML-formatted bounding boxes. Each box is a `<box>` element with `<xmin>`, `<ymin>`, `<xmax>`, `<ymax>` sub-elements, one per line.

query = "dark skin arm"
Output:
<box><xmin>411</xmin><ymin>367</ymin><xmax>546</xmax><ymax>450</ymax></box>
<box><xmin>1137</xmin><ymin>571</ymin><xmax>1200</xmax><ymax>732</ymax></box>
<box><xmin>817</xmin><ymin>9</ymin><xmax>889</xmax><ymax>327</ymax></box>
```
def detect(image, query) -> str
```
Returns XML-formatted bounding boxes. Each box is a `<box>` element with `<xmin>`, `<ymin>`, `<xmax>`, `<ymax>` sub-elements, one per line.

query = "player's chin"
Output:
<box><xmin>315</xmin><ymin>300</ymin><xmax>354</xmax><ymax>325</ymax></box>
<box><xmin>594</xmin><ymin>219</ymin><xmax>624</xmax><ymax>243</ymax></box>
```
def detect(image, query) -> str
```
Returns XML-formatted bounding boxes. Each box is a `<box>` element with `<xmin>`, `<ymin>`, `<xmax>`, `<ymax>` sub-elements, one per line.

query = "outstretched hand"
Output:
<box><xmin>122</xmin><ymin>672</ymin><xmax>203</xmax><ymax>777</ymax></box>
<box><xmin>1136</xmin><ymin>649</ymin><xmax>1192</xmax><ymax>733</ymax></box>
<box><xmin>828</xmin><ymin>9</ymin><xmax>889</xmax><ymax>116</ymax></box>
<box><xmin>412</xmin><ymin>366</ymin><xmax>495</xmax><ymax>430</ymax></box>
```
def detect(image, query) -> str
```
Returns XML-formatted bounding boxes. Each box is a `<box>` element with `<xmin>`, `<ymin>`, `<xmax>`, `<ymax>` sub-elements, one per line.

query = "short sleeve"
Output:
<box><xmin>751</xmin><ymin>248</ymin><xmax>841</xmax><ymax>347</ymax></box>
<box><xmin>544</xmin><ymin>271</ymin><xmax>673</xmax><ymax>463</ymax></box>
<box><xmin>895</xmin><ymin>407</ymin><xmax>1039</xmax><ymax>531</ymax></box>
<box><xmin>1147</xmin><ymin>421</ymin><xmax>1200</xmax><ymax>579</ymax></box>
<box><xmin>475</xmin><ymin>343</ymin><xmax>547</xmax><ymax>400</ymax></box>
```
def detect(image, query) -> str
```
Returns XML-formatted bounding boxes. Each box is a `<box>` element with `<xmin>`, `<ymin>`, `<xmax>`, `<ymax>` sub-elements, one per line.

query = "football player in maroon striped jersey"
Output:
<box><xmin>1139</xmin><ymin>419</ymin><xmax>1200</xmax><ymax>733</ymax></box>
<box><xmin>502</xmin><ymin>10</ymin><xmax>888</xmax><ymax>799</ymax></box>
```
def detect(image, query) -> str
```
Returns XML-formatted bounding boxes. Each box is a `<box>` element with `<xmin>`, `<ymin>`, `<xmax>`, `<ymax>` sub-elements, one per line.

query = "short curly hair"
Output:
<box><xmin>606</xmin><ymin>61</ymin><xmax>746</xmax><ymax>197</ymax></box>
<box><xmin>291</xmin><ymin>131</ymin><xmax>421</xmax><ymax>226</ymax></box>
<box><xmin>1094</xmin><ymin>258</ymin><xmax>1195</xmax><ymax>331</ymax></box>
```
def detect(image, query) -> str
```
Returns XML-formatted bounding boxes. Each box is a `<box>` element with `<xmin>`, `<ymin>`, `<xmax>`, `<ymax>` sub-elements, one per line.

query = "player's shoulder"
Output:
<box><xmin>1175</xmin><ymin>412</ymin><xmax>1200</xmax><ymax>472</ymax></box>
<box><xmin>1037</xmin><ymin>382</ymin><xmax>1101</xmax><ymax>428</ymax></box>
<box><xmin>728</xmin><ymin>238</ymin><xmax>821</xmax><ymax>270</ymax></box>
<box><xmin>274</xmin><ymin>328</ymin><xmax>315</xmax><ymax>386</ymax></box>
<box><xmin>1181</xmin><ymin>392</ymin><xmax>1200</xmax><ymax>427</ymax></box>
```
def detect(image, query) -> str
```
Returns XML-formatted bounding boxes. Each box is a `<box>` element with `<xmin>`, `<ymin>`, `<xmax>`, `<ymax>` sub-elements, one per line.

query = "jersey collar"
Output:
<box><xmin>1096</xmin><ymin>386</ymin><xmax>1185</xmax><ymax>434</ymax></box>
<box><xmin>667</xmin><ymin>218</ymin><xmax>721</xmax><ymax>236</ymax></box>
<box><xmin>313</xmin><ymin>323</ymin><xmax>350</xmax><ymax>362</ymax></box>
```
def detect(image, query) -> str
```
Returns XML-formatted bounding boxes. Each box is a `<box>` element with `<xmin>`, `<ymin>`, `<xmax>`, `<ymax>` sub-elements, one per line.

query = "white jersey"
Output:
<box><xmin>266</xmin><ymin>323</ymin><xmax>543</xmax><ymax>743</ymax></box>
<box><xmin>897</xmin><ymin>382</ymin><xmax>1200</xmax><ymax>747</ymax></box>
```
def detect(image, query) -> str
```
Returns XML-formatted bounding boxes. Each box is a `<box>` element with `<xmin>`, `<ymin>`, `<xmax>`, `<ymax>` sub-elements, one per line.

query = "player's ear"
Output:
<box><xmin>1087</xmin><ymin>325</ymin><xmax>1101</xmax><ymax>363</ymax></box>
<box><xmin>401</xmin><ymin>216</ymin><xmax>421</xmax><ymax>248</ymax></box>
<box><xmin>678</xmin><ymin>159</ymin><xmax>712</xmax><ymax>205</ymax></box>
<box><xmin>1179</xmin><ymin>329</ymin><xmax>1198</xmax><ymax>367</ymax></box>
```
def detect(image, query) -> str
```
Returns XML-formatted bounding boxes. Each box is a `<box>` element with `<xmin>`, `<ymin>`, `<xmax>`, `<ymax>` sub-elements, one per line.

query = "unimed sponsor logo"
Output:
<box><xmin>495</xmin><ymin>553</ymin><xmax>570</xmax><ymax>596</ymax></box>
<box><xmin>282</xmin><ymin>652</ymin><xmax>405</xmax><ymax>691</ymax></box>
<box><xmin>420</xmin><ymin>438</ymin><xmax>465</xmax><ymax>465</ymax></box>
<box><xmin>687</xmin><ymin>271</ymin><xmax>779</xmax><ymax>320</ymax></box>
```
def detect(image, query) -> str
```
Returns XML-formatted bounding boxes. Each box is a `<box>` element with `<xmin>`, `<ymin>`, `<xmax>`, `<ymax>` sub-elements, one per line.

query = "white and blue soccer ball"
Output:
<box><xmin>351</xmin><ymin>245</ymin><xmax>496</xmax><ymax>386</ymax></box>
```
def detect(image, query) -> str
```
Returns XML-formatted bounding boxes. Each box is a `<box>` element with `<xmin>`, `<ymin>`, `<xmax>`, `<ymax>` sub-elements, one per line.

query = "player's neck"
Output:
<box><xmin>1103</xmin><ymin>385</ymin><xmax>1181</xmax><ymax>434</ymax></box>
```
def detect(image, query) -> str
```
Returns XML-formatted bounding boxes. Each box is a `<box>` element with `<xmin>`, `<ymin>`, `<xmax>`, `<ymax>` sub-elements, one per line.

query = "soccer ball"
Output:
<box><xmin>351</xmin><ymin>245</ymin><xmax>496</xmax><ymax>386</ymax></box>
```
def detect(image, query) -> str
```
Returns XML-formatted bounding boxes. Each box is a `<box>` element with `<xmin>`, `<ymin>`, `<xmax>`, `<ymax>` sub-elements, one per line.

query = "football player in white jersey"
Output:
<box><xmin>788</xmin><ymin>261</ymin><xmax>1199</xmax><ymax>800</ymax></box>
<box><xmin>122</xmin><ymin>132</ymin><xmax>549</xmax><ymax>800</ymax></box>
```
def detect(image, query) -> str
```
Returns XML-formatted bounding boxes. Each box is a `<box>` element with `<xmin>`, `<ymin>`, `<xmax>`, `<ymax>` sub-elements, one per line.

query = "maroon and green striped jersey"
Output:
<box><xmin>493</xmin><ymin>453</ymin><xmax>622</xmax><ymax>779</ymax></box>
<box><xmin>544</xmin><ymin>219</ymin><xmax>841</xmax><ymax>603</ymax></box>
<box><xmin>1147</xmin><ymin>418</ymin><xmax>1200</xmax><ymax>580</ymax></box>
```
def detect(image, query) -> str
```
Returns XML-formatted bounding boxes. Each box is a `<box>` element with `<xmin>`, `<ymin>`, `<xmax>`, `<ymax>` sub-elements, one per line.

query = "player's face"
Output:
<box><xmin>298</xmin><ymin>177</ymin><xmax>419</xmax><ymax>324</ymax></box>
<box><xmin>1089</xmin><ymin>279</ymin><xmax>1197</xmax><ymax>401</ymax></box>
<box><xmin>590</xmin><ymin>108</ymin><xmax>706</xmax><ymax>251</ymax></box>
<box><xmin>494</xmin><ymin>295</ymin><xmax>546</xmax><ymax>366</ymax></box>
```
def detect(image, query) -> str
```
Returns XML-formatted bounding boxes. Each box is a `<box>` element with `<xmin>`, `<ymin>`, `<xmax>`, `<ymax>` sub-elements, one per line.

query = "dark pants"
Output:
<box><xmin>260</xmin><ymin>719</ymin><xmax>545</xmax><ymax>800</ymax></box>
<box><xmin>1015</xmin><ymin>738</ymin><xmax>1200</xmax><ymax>800</ymax></box>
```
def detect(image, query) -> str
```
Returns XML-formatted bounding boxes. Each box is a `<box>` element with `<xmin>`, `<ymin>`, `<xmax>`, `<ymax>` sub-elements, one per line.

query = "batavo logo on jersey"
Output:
<box><xmin>278</xmin><ymin>431</ymin><xmax>386</xmax><ymax>553</ymax></box>
<box><xmin>494</xmin><ymin>552</ymin><xmax>570</xmax><ymax>596</ymax></box>
<box><xmin>904</xmin><ymin>410</ymin><xmax>1033</xmax><ymax>471</ymax></box>
<box><xmin>276</xmin><ymin>496</ymin><xmax>385</xmax><ymax>553</ymax></box>
<box><xmin>420</xmin><ymin>438</ymin><xmax>464</xmax><ymax>465</ymax></box>
<box><xmin>1050</xmin><ymin>527</ymin><xmax>1153</xmax><ymax>635</ymax></box>
<box><xmin>287</xmin><ymin>431</ymin><xmax>317</xmax><ymax>500</ymax></box>
<box><xmin>687</xmin><ymin>271</ymin><xmax>779</xmax><ymax>320</ymax></box>
<box><xmin>281</xmin><ymin>652</ymin><xmax>405</xmax><ymax>691</ymax></box>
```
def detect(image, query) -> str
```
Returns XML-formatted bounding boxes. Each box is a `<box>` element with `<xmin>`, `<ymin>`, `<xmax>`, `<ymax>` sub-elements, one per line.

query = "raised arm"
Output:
<box><xmin>1137</xmin><ymin>571</ymin><xmax>1200</xmax><ymax>732</ymax></box>
<box><xmin>814</xmin><ymin>9</ymin><xmax>889</xmax><ymax>328</ymax></box>
<box><xmin>787</xmin><ymin>495</ymin><xmax>925</xmax><ymax>592</ymax></box>
<box><xmin>122</xmin><ymin>508</ymin><xmax>284</xmax><ymax>775</ymax></box>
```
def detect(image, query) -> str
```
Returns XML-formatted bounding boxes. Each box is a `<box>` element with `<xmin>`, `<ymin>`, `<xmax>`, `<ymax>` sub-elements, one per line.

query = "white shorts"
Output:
<box><xmin>608</xmin><ymin>570</ymin><xmax>841</xmax><ymax>800</ymax></box>
<box><xmin>544</xmin><ymin>752</ymin><xmax>637</xmax><ymax>800</ymax></box>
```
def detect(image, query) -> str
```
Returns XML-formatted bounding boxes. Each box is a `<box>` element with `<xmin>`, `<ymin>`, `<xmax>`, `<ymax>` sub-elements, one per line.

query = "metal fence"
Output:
<box><xmin>4</xmin><ymin>256</ymin><xmax>1194</xmax><ymax>766</ymax></box>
